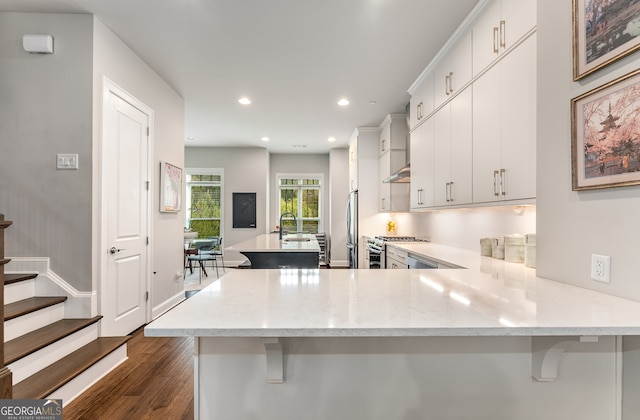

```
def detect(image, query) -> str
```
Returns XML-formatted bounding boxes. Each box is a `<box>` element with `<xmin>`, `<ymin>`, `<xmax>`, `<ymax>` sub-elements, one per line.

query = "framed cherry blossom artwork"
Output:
<box><xmin>573</xmin><ymin>0</ymin><xmax>640</xmax><ymax>80</ymax></box>
<box><xmin>160</xmin><ymin>162</ymin><xmax>182</xmax><ymax>212</ymax></box>
<box><xmin>572</xmin><ymin>68</ymin><xmax>640</xmax><ymax>190</ymax></box>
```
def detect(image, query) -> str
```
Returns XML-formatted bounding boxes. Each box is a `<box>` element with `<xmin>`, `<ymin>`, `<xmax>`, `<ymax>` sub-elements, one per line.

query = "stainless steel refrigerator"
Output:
<box><xmin>346</xmin><ymin>190</ymin><xmax>358</xmax><ymax>268</ymax></box>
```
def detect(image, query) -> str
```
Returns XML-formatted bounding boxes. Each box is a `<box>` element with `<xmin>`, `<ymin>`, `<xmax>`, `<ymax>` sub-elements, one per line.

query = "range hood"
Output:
<box><xmin>383</xmin><ymin>164</ymin><xmax>410</xmax><ymax>183</ymax></box>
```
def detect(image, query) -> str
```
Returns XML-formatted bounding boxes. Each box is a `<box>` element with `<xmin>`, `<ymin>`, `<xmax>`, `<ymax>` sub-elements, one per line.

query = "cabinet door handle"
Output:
<box><xmin>499</xmin><ymin>20</ymin><xmax>506</xmax><ymax>49</ymax></box>
<box><xmin>500</xmin><ymin>169</ymin><xmax>506</xmax><ymax>196</ymax></box>
<box><xmin>493</xmin><ymin>170</ymin><xmax>500</xmax><ymax>196</ymax></box>
<box><xmin>449</xmin><ymin>181</ymin><xmax>454</xmax><ymax>202</ymax></box>
<box><xmin>417</xmin><ymin>188</ymin><xmax>423</xmax><ymax>205</ymax></box>
<box><xmin>381</xmin><ymin>198</ymin><xmax>386</xmax><ymax>209</ymax></box>
<box><xmin>445</xmin><ymin>182</ymin><xmax>450</xmax><ymax>202</ymax></box>
<box><xmin>448</xmin><ymin>72</ymin><xmax>454</xmax><ymax>95</ymax></box>
<box><xmin>445</xmin><ymin>74</ymin><xmax>450</xmax><ymax>96</ymax></box>
<box><xmin>493</xmin><ymin>26</ymin><xmax>499</xmax><ymax>54</ymax></box>
<box><xmin>381</xmin><ymin>139</ymin><xmax>386</xmax><ymax>152</ymax></box>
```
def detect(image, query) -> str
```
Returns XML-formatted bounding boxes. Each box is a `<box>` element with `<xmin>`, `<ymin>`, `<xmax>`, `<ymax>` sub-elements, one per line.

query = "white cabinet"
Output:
<box><xmin>410</xmin><ymin>118</ymin><xmax>434</xmax><ymax>209</ymax></box>
<box><xmin>378</xmin><ymin>114</ymin><xmax>409</xmax><ymax>212</ymax></box>
<box><xmin>434</xmin><ymin>30</ymin><xmax>472</xmax><ymax>109</ymax></box>
<box><xmin>472</xmin><ymin>0</ymin><xmax>536</xmax><ymax>76</ymax></box>
<box><xmin>378</xmin><ymin>114</ymin><xmax>407</xmax><ymax>157</ymax></box>
<box><xmin>472</xmin><ymin>33</ymin><xmax>536</xmax><ymax>204</ymax></box>
<box><xmin>386</xmin><ymin>246</ymin><xmax>407</xmax><ymax>269</ymax></box>
<box><xmin>349</xmin><ymin>127</ymin><xmax>378</xmax><ymax>192</ymax></box>
<box><xmin>409</xmin><ymin>71</ymin><xmax>434</xmax><ymax>131</ymax></box>
<box><xmin>433</xmin><ymin>87</ymin><xmax>473</xmax><ymax>207</ymax></box>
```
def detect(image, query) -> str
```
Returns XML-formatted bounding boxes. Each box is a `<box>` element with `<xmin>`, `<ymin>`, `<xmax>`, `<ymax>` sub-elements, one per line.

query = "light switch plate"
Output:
<box><xmin>57</xmin><ymin>154</ymin><xmax>78</xmax><ymax>170</ymax></box>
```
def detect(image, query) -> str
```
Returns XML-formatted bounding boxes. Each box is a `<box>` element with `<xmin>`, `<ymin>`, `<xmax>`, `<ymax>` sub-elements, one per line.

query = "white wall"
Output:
<box><xmin>407</xmin><ymin>205</ymin><xmax>536</xmax><ymax>251</ymax></box>
<box><xmin>536</xmin><ymin>0</ymin><xmax>640</xmax><ymax>302</ymax></box>
<box><xmin>92</xmin><ymin>18</ymin><xmax>185</xmax><ymax>315</ymax></box>
<box><xmin>184</xmin><ymin>147</ymin><xmax>270</xmax><ymax>265</ymax></box>
<box><xmin>0</xmin><ymin>13</ymin><xmax>94</xmax><ymax>290</ymax></box>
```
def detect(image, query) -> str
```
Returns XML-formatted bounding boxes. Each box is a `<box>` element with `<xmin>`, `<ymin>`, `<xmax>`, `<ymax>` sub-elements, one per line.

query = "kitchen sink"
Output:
<box><xmin>283</xmin><ymin>237</ymin><xmax>311</xmax><ymax>242</ymax></box>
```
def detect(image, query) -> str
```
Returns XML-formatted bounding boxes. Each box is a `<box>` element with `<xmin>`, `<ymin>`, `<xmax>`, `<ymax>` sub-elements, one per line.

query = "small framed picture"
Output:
<box><xmin>160</xmin><ymin>162</ymin><xmax>182</xmax><ymax>212</ymax></box>
<box><xmin>571</xmin><ymin>68</ymin><xmax>640</xmax><ymax>190</ymax></box>
<box><xmin>573</xmin><ymin>0</ymin><xmax>640</xmax><ymax>80</ymax></box>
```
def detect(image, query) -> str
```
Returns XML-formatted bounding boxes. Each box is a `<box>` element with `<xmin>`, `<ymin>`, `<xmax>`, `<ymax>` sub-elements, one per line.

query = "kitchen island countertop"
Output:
<box><xmin>146</xmin><ymin>243</ymin><xmax>640</xmax><ymax>337</ymax></box>
<box><xmin>225</xmin><ymin>232</ymin><xmax>320</xmax><ymax>253</ymax></box>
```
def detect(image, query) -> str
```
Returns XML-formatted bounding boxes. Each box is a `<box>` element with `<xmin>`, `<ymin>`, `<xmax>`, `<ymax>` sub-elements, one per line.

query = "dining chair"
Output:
<box><xmin>187</xmin><ymin>239</ymin><xmax>218</xmax><ymax>283</ymax></box>
<box><xmin>209</xmin><ymin>236</ymin><xmax>226</xmax><ymax>273</ymax></box>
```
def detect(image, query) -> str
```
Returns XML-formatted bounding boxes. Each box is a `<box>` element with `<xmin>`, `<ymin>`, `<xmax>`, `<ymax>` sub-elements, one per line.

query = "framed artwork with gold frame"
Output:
<box><xmin>571</xmin><ymin>68</ymin><xmax>640</xmax><ymax>190</ymax></box>
<box><xmin>573</xmin><ymin>0</ymin><xmax>640</xmax><ymax>80</ymax></box>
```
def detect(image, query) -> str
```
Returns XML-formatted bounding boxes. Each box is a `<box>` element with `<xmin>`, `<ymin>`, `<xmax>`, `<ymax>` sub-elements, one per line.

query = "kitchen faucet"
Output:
<box><xmin>279</xmin><ymin>212</ymin><xmax>297</xmax><ymax>239</ymax></box>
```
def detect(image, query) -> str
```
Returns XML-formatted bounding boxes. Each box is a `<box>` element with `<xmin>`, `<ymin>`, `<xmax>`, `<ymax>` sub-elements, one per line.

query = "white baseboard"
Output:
<box><xmin>152</xmin><ymin>290</ymin><xmax>185</xmax><ymax>320</ymax></box>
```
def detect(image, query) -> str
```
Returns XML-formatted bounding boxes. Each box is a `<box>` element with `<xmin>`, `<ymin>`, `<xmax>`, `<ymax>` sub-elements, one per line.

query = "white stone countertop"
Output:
<box><xmin>225</xmin><ymin>233</ymin><xmax>320</xmax><ymax>253</ymax></box>
<box><xmin>146</xmin><ymin>243</ymin><xmax>640</xmax><ymax>338</ymax></box>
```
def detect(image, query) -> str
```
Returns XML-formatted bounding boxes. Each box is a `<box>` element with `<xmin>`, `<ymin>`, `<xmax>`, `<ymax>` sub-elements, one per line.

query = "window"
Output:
<box><xmin>278</xmin><ymin>174</ymin><xmax>322</xmax><ymax>234</ymax></box>
<box><xmin>185</xmin><ymin>169</ymin><xmax>223</xmax><ymax>239</ymax></box>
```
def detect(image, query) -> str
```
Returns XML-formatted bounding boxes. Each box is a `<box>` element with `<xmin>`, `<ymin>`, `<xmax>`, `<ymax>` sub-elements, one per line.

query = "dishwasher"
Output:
<box><xmin>406</xmin><ymin>255</ymin><xmax>438</xmax><ymax>269</ymax></box>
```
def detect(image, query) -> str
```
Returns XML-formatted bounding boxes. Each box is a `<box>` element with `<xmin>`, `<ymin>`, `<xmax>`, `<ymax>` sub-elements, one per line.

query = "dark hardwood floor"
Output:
<box><xmin>63</xmin><ymin>327</ymin><xmax>194</xmax><ymax>419</ymax></box>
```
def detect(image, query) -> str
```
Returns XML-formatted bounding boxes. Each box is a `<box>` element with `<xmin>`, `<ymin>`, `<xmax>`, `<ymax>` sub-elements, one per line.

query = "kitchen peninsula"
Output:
<box><xmin>146</xmin><ymin>244</ymin><xmax>640</xmax><ymax>420</ymax></box>
<box><xmin>225</xmin><ymin>233</ymin><xmax>320</xmax><ymax>269</ymax></box>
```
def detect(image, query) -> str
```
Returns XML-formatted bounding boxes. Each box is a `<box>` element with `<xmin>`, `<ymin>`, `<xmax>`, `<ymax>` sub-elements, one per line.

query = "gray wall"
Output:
<box><xmin>0</xmin><ymin>13</ymin><xmax>94</xmax><ymax>290</ymax></box>
<box><xmin>0</xmin><ymin>13</ymin><xmax>185</xmax><ymax>317</ymax></box>
<box><xmin>185</xmin><ymin>147</ymin><xmax>270</xmax><ymax>264</ymax></box>
<box><xmin>92</xmin><ymin>18</ymin><xmax>185</xmax><ymax>314</ymax></box>
<box><xmin>537</xmin><ymin>0</ymin><xmax>640</xmax><ymax>302</ymax></box>
<box><xmin>269</xmin><ymin>153</ymin><xmax>330</xmax><ymax>233</ymax></box>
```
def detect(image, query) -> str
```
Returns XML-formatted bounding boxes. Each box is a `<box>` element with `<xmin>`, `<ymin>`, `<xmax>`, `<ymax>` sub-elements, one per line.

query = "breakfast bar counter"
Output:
<box><xmin>145</xmin><ymin>248</ymin><xmax>640</xmax><ymax>419</ymax></box>
<box><xmin>225</xmin><ymin>233</ymin><xmax>320</xmax><ymax>268</ymax></box>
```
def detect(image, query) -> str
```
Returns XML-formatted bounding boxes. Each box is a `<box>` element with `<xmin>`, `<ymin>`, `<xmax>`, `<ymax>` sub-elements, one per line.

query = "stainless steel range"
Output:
<box><xmin>365</xmin><ymin>236</ymin><xmax>428</xmax><ymax>269</ymax></box>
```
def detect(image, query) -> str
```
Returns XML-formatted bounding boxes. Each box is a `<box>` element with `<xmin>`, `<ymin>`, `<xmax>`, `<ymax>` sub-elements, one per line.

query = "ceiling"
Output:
<box><xmin>0</xmin><ymin>0</ymin><xmax>479</xmax><ymax>153</ymax></box>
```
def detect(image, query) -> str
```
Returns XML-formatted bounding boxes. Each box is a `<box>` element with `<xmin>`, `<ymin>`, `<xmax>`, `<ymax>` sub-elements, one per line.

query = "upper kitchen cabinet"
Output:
<box><xmin>408</xmin><ymin>71</ymin><xmax>434</xmax><ymax>131</ymax></box>
<box><xmin>378</xmin><ymin>114</ymin><xmax>407</xmax><ymax>157</ymax></box>
<box><xmin>378</xmin><ymin>114</ymin><xmax>409</xmax><ymax>212</ymax></box>
<box><xmin>349</xmin><ymin>127</ymin><xmax>379</xmax><ymax>192</ymax></box>
<box><xmin>472</xmin><ymin>0</ymin><xmax>536</xmax><ymax>76</ymax></box>
<box><xmin>433</xmin><ymin>30</ymin><xmax>472</xmax><ymax>110</ymax></box>
<box><xmin>472</xmin><ymin>33</ymin><xmax>536</xmax><ymax>204</ymax></box>
<box><xmin>410</xmin><ymin>118</ymin><xmax>435</xmax><ymax>210</ymax></box>
<box><xmin>433</xmin><ymin>87</ymin><xmax>473</xmax><ymax>207</ymax></box>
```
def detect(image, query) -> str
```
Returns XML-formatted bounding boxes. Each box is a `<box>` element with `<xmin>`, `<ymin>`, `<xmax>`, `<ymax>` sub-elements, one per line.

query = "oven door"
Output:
<box><xmin>366</xmin><ymin>243</ymin><xmax>384</xmax><ymax>269</ymax></box>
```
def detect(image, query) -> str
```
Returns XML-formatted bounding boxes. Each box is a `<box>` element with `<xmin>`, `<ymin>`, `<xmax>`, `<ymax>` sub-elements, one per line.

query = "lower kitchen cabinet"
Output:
<box><xmin>386</xmin><ymin>245</ymin><xmax>407</xmax><ymax>269</ymax></box>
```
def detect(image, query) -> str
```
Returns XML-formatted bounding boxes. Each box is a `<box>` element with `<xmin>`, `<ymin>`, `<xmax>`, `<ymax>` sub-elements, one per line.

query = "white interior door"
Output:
<box><xmin>101</xmin><ymin>82</ymin><xmax>150</xmax><ymax>336</ymax></box>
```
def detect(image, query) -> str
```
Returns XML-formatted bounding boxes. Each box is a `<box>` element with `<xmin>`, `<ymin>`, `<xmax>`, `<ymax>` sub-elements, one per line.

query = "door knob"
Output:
<box><xmin>109</xmin><ymin>247</ymin><xmax>125</xmax><ymax>254</ymax></box>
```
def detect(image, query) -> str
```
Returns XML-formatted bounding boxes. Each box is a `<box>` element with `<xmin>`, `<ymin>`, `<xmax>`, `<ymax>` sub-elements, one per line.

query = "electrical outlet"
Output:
<box><xmin>591</xmin><ymin>254</ymin><xmax>611</xmax><ymax>283</ymax></box>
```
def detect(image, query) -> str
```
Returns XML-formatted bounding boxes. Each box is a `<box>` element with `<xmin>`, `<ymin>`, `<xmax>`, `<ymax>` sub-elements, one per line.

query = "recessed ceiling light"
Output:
<box><xmin>337</xmin><ymin>98</ymin><xmax>350</xmax><ymax>106</ymax></box>
<box><xmin>261</xmin><ymin>137</ymin><xmax>269</xmax><ymax>142</ymax></box>
<box><xmin>186</xmin><ymin>136</ymin><xmax>195</xmax><ymax>140</ymax></box>
<box><xmin>238</xmin><ymin>97</ymin><xmax>251</xmax><ymax>105</ymax></box>
<box><xmin>328</xmin><ymin>137</ymin><xmax>336</xmax><ymax>142</ymax></box>
<box><xmin>292</xmin><ymin>144</ymin><xmax>307</xmax><ymax>148</ymax></box>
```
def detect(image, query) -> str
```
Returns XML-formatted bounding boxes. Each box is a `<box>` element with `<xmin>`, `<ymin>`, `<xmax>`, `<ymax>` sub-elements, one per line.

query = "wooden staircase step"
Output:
<box><xmin>13</xmin><ymin>336</ymin><xmax>131</xmax><ymax>400</ymax></box>
<box><xmin>5</xmin><ymin>296</ymin><xmax>67</xmax><ymax>321</ymax></box>
<box><xmin>5</xmin><ymin>316</ymin><xmax>102</xmax><ymax>365</ymax></box>
<box><xmin>5</xmin><ymin>273</ymin><xmax>38</xmax><ymax>285</ymax></box>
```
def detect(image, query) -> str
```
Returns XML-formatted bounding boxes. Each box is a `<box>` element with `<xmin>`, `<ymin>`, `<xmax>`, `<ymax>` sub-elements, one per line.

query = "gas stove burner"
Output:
<box><xmin>375</xmin><ymin>235</ymin><xmax>416</xmax><ymax>242</ymax></box>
